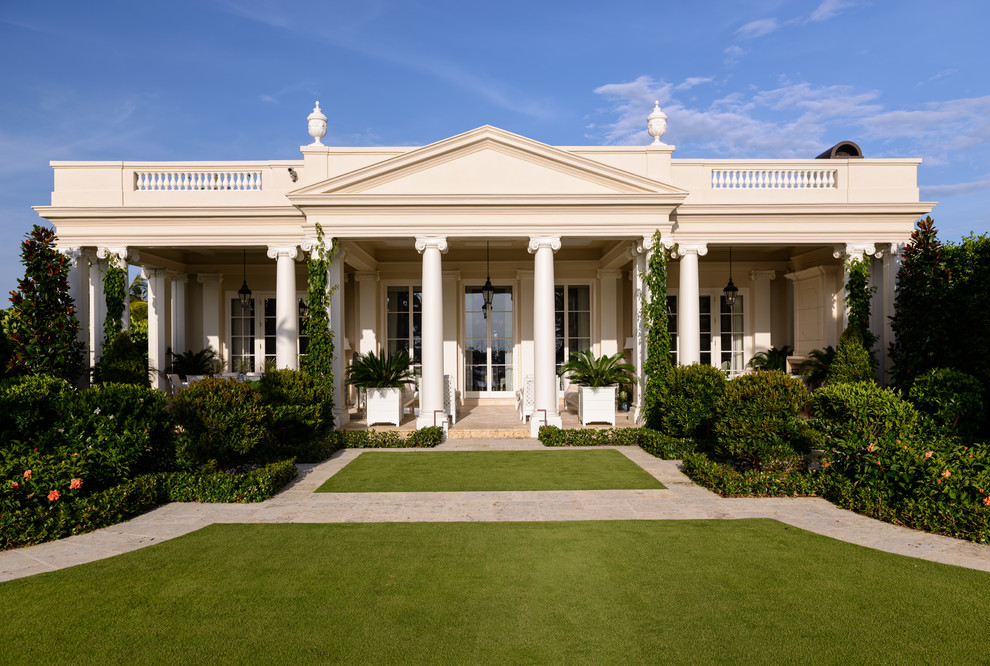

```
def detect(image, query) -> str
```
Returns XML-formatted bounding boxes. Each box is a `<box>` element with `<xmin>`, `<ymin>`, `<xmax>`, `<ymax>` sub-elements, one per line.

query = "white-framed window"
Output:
<box><xmin>667</xmin><ymin>289</ymin><xmax>748</xmax><ymax>376</ymax></box>
<box><xmin>227</xmin><ymin>292</ymin><xmax>308</xmax><ymax>373</ymax></box>
<box><xmin>385</xmin><ymin>285</ymin><xmax>421</xmax><ymax>372</ymax></box>
<box><xmin>555</xmin><ymin>284</ymin><xmax>592</xmax><ymax>381</ymax></box>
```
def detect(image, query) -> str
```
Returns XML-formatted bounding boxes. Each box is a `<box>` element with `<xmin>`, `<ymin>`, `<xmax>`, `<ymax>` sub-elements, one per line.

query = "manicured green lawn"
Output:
<box><xmin>316</xmin><ymin>449</ymin><xmax>665</xmax><ymax>492</ymax></box>
<box><xmin>4</xmin><ymin>520</ymin><xmax>988</xmax><ymax>662</ymax></box>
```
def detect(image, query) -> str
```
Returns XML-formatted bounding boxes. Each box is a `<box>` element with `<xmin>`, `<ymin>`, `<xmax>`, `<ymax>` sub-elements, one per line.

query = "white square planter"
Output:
<box><xmin>578</xmin><ymin>385</ymin><xmax>617</xmax><ymax>426</ymax></box>
<box><xmin>366</xmin><ymin>387</ymin><xmax>402</xmax><ymax>427</ymax></box>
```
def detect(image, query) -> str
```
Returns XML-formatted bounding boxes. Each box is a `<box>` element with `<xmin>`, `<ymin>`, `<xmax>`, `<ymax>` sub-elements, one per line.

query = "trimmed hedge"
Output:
<box><xmin>538</xmin><ymin>426</ymin><xmax>696</xmax><ymax>459</ymax></box>
<box><xmin>680</xmin><ymin>453</ymin><xmax>822</xmax><ymax>497</ymax></box>
<box><xmin>2</xmin><ymin>459</ymin><xmax>297</xmax><ymax>551</ymax></box>
<box><xmin>539</xmin><ymin>426</ymin><xmax>643</xmax><ymax>447</ymax></box>
<box><xmin>336</xmin><ymin>427</ymin><xmax>444</xmax><ymax>449</ymax></box>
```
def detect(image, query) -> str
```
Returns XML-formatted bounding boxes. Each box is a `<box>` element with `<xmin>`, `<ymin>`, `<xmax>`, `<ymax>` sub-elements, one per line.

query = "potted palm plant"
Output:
<box><xmin>347</xmin><ymin>349</ymin><xmax>415</xmax><ymax>427</ymax></box>
<box><xmin>559</xmin><ymin>350</ymin><xmax>635</xmax><ymax>426</ymax></box>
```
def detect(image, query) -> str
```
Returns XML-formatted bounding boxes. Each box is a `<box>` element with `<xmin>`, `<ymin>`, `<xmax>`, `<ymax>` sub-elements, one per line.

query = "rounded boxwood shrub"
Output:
<box><xmin>171</xmin><ymin>378</ymin><xmax>271</xmax><ymax>470</ymax></box>
<box><xmin>811</xmin><ymin>381</ymin><xmax>918</xmax><ymax>442</ymax></box>
<box><xmin>712</xmin><ymin>370</ymin><xmax>809</xmax><ymax>468</ymax></box>
<box><xmin>658</xmin><ymin>364</ymin><xmax>726</xmax><ymax>438</ymax></box>
<box><xmin>908</xmin><ymin>367</ymin><xmax>985</xmax><ymax>438</ymax></box>
<box><xmin>258</xmin><ymin>369</ymin><xmax>334</xmax><ymax>461</ymax></box>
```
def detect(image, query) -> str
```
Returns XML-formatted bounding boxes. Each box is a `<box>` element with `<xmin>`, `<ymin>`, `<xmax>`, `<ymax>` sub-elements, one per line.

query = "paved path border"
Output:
<box><xmin>3</xmin><ymin>439</ymin><xmax>989</xmax><ymax>581</ymax></box>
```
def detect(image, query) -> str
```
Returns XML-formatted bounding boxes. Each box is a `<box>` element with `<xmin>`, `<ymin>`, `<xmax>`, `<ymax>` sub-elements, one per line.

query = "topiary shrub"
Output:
<box><xmin>657</xmin><ymin>364</ymin><xmax>726</xmax><ymax>438</ymax></box>
<box><xmin>908</xmin><ymin>368</ymin><xmax>985</xmax><ymax>438</ymax></box>
<box><xmin>712</xmin><ymin>370</ymin><xmax>809</xmax><ymax>468</ymax></box>
<box><xmin>811</xmin><ymin>381</ymin><xmax>919</xmax><ymax>442</ymax></box>
<box><xmin>826</xmin><ymin>327</ymin><xmax>874</xmax><ymax>385</ymax></box>
<box><xmin>259</xmin><ymin>369</ymin><xmax>334</xmax><ymax>460</ymax></box>
<box><xmin>93</xmin><ymin>331</ymin><xmax>150</xmax><ymax>387</ymax></box>
<box><xmin>171</xmin><ymin>378</ymin><xmax>271</xmax><ymax>470</ymax></box>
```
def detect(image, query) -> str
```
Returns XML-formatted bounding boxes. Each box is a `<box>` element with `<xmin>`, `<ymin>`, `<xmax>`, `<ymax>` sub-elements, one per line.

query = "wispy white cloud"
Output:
<box><xmin>259</xmin><ymin>94</ymin><xmax>278</xmax><ymax>103</ymax></box>
<box><xmin>810</xmin><ymin>0</ymin><xmax>853</xmax><ymax>22</ymax></box>
<box><xmin>675</xmin><ymin>77</ymin><xmax>714</xmax><ymax>92</ymax></box>
<box><xmin>916</xmin><ymin>68</ymin><xmax>959</xmax><ymax>87</ymax></box>
<box><xmin>723</xmin><ymin>45</ymin><xmax>746</xmax><ymax>66</ymax></box>
<box><xmin>736</xmin><ymin>18</ymin><xmax>780</xmax><ymax>39</ymax></box>
<box><xmin>591</xmin><ymin>77</ymin><xmax>990</xmax><ymax>164</ymax></box>
<box><xmin>213</xmin><ymin>0</ymin><xmax>554</xmax><ymax>119</ymax></box>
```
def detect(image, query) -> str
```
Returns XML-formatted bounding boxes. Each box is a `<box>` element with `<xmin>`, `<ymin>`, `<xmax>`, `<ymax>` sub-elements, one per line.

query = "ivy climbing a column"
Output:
<box><xmin>302</xmin><ymin>223</ymin><xmax>336</xmax><ymax>427</ymax></box>
<box><xmin>103</xmin><ymin>254</ymin><xmax>127</xmax><ymax>343</ymax></box>
<box><xmin>641</xmin><ymin>229</ymin><xmax>672</xmax><ymax>431</ymax></box>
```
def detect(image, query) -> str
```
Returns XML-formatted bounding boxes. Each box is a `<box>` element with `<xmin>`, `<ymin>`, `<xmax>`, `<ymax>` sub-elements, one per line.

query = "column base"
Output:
<box><xmin>417</xmin><ymin>413</ymin><xmax>449</xmax><ymax>430</ymax></box>
<box><xmin>530</xmin><ymin>413</ymin><xmax>562</xmax><ymax>438</ymax></box>
<box><xmin>333</xmin><ymin>408</ymin><xmax>350</xmax><ymax>429</ymax></box>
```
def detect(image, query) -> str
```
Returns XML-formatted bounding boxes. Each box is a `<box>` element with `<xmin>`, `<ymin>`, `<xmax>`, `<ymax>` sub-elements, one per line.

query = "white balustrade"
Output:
<box><xmin>134</xmin><ymin>170</ymin><xmax>263</xmax><ymax>191</ymax></box>
<box><xmin>711</xmin><ymin>169</ymin><xmax>836</xmax><ymax>190</ymax></box>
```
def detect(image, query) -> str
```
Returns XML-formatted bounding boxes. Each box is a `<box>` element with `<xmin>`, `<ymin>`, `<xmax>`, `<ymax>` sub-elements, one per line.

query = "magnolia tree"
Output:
<box><xmin>5</xmin><ymin>225</ymin><xmax>84</xmax><ymax>380</ymax></box>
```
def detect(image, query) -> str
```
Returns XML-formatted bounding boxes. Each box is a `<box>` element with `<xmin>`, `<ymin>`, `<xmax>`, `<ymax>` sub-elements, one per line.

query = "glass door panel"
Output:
<box><xmin>464</xmin><ymin>286</ymin><xmax>513</xmax><ymax>395</ymax></box>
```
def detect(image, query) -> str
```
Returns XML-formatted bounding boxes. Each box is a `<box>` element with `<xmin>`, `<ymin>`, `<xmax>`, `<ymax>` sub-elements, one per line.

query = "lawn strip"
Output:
<box><xmin>315</xmin><ymin>449</ymin><xmax>665</xmax><ymax>492</ymax></box>
<box><xmin>2</xmin><ymin>520</ymin><xmax>988</xmax><ymax>663</ymax></box>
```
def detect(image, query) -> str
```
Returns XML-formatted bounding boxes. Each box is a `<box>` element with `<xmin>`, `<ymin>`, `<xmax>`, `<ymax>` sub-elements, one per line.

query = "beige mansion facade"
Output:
<box><xmin>35</xmin><ymin>103</ymin><xmax>934</xmax><ymax>432</ymax></box>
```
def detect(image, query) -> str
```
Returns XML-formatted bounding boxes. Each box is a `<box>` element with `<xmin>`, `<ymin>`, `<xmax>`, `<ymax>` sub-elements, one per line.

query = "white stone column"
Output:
<box><xmin>328</xmin><ymin>246</ymin><xmax>348</xmax><ymax>426</ymax></box>
<box><xmin>676</xmin><ymin>243</ymin><xmax>708</xmax><ymax>365</ymax></box>
<box><xmin>416</xmin><ymin>237</ymin><xmax>448</xmax><ymax>429</ymax></box>
<box><xmin>196</xmin><ymin>273</ymin><xmax>223</xmax><ymax>354</ymax></box>
<box><xmin>170</xmin><ymin>273</ymin><xmax>187</xmax><ymax>354</ymax></box>
<box><xmin>528</xmin><ymin>236</ymin><xmax>563</xmax><ymax>436</ymax></box>
<box><xmin>598</xmin><ymin>269</ymin><xmax>621</xmax><ymax>357</ymax></box>
<box><xmin>58</xmin><ymin>247</ymin><xmax>89</xmax><ymax>385</ymax></box>
<box><xmin>87</xmin><ymin>251</ymin><xmax>106</xmax><ymax>365</ymax></box>
<box><xmin>442</xmin><ymin>270</ymin><xmax>460</xmax><ymax>379</ymax></box>
<box><xmin>834</xmin><ymin>242</ymin><xmax>881</xmax><ymax>333</ymax></box>
<box><xmin>517</xmin><ymin>269</ymin><xmax>535</xmax><ymax>385</ymax></box>
<box><xmin>143</xmin><ymin>268</ymin><xmax>168</xmax><ymax>391</ymax></box>
<box><xmin>750</xmin><ymin>270</ymin><xmax>777</xmax><ymax>355</ymax></box>
<box><xmin>97</xmin><ymin>246</ymin><xmax>131</xmax><ymax>336</ymax></box>
<box><xmin>882</xmin><ymin>242</ymin><xmax>905</xmax><ymax>384</ymax></box>
<box><xmin>355</xmin><ymin>271</ymin><xmax>379</xmax><ymax>355</ymax></box>
<box><xmin>629</xmin><ymin>244</ymin><xmax>646</xmax><ymax>423</ymax></box>
<box><xmin>267</xmin><ymin>246</ymin><xmax>299</xmax><ymax>370</ymax></box>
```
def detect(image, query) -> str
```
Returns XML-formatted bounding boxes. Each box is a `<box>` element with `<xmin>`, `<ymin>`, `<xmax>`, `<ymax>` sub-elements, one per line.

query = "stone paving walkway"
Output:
<box><xmin>3</xmin><ymin>438</ymin><xmax>989</xmax><ymax>582</ymax></box>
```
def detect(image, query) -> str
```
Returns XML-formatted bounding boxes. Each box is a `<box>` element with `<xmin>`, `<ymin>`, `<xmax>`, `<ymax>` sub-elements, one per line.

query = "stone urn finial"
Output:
<box><xmin>307</xmin><ymin>101</ymin><xmax>327</xmax><ymax>146</ymax></box>
<box><xmin>647</xmin><ymin>100</ymin><xmax>667</xmax><ymax>145</ymax></box>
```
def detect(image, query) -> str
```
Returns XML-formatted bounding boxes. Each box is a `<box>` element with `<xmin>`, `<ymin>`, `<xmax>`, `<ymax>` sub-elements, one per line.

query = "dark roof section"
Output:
<box><xmin>816</xmin><ymin>141</ymin><xmax>863</xmax><ymax>159</ymax></box>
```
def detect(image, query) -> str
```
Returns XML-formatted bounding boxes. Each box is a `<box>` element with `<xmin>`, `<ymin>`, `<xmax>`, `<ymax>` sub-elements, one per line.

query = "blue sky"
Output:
<box><xmin>2</xmin><ymin>0</ymin><xmax>988</xmax><ymax>296</ymax></box>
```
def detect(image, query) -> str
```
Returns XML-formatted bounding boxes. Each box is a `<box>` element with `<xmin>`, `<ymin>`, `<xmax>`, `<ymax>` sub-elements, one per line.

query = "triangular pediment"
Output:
<box><xmin>291</xmin><ymin>126</ymin><xmax>685</xmax><ymax>198</ymax></box>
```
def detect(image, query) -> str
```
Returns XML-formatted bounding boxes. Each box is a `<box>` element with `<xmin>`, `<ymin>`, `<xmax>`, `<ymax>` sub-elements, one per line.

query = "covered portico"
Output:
<box><xmin>36</xmin><ymin>104</ymin><xmax>933</xmax><ymax>432</ymax></box>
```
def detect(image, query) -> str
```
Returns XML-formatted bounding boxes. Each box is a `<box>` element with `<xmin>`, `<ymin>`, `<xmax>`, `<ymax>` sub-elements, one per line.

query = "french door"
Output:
<box><xmin>464</xmin><ymin>286</ymin><xmax>514</xmax><ymax>396</ymax></box>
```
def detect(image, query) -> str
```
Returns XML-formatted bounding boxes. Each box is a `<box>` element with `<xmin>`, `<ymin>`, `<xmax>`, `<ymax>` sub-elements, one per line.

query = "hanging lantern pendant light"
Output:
<box><xmin>238</xmin><ymin>249</ymin><xmax>252</xmax><ymax>308</ymax></box>
<box><xmin>723</xmin><ymin>246</ymin><xmax>738</xmax><ymax>311</ymax></box>
<box><xmin>482</xmin><ymin>241</ymin><xmax>495</xmax><ymax>319</ymax></box>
